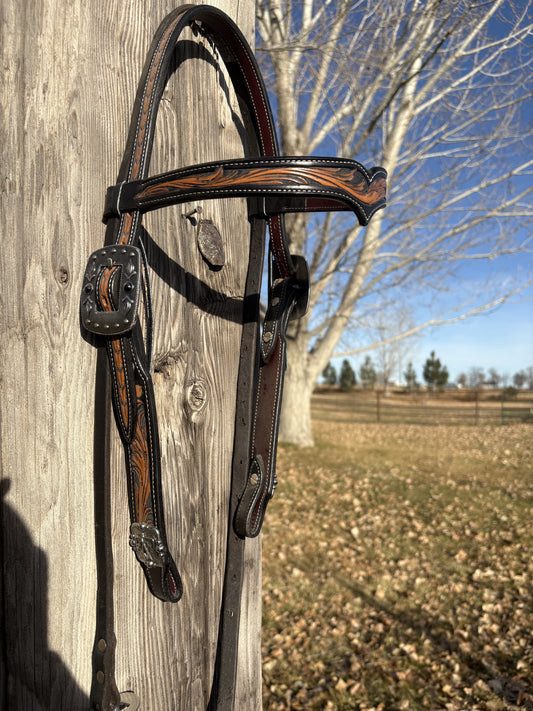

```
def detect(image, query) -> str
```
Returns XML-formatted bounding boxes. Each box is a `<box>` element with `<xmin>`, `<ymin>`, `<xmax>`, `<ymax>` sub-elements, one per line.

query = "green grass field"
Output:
<box><xmin>261</xmin><ymin>392</ymin><xmax>533</xmax><ymax>710</ymax></box>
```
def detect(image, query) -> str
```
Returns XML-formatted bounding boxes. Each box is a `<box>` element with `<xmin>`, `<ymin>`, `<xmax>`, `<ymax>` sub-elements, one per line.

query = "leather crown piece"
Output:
<box><xmin>80</xmin><ymin>5</ymin><xmax>386</xmax><ymax>607</ymax></box>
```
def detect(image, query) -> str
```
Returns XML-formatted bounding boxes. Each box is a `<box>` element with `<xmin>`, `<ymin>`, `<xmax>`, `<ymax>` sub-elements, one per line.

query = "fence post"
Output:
<box><xmin>376</xmin><ymin>389</ymin><xmax>382</xmax><ymax>423</ymax></box>
<box><xmin>475</xmin><ymin>389</ymin><xmax>480</xmax><ymax>425</ymax></box>
<box><xmin>0</xmin><ymin>1</ymin><xmax>260</xmax><ymax>707</ymax></box>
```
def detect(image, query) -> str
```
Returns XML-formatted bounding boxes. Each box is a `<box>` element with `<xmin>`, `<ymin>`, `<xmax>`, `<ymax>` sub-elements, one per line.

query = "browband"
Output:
<box><xmin>80</xmin><ymin>5</ymin><xmax>385</xmax><ymax>710</ymax></box>
<box><xmin>103</xmin><ymin>157</ymin><xmax>386</xmax><ymax>226</ymax></box>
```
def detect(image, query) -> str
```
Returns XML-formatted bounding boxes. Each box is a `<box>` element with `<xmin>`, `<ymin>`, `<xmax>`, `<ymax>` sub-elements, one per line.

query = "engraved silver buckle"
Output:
<box><xmin>80</xmin><ymin>246</ymin><xmax>142</xmax><ymax>336</ymax></box>
<box><xmin>129</xmin><ymin>522</ymin><xmax>168</xmax><ymax>568</ymax></box>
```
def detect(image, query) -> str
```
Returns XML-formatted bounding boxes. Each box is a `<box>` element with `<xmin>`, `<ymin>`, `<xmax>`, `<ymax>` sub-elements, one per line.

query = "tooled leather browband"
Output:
<box><xmin>103</xmin><ymin>157</ymin><xmax>386</xmax><ymax>226</ymax></box>
<box><xmin>81</xmin><ymin>5</ymin><xmax>385</xmax><ymax>710</ymax></box>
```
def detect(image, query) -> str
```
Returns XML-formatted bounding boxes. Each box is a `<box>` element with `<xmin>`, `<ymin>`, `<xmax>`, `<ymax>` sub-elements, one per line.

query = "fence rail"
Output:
<box><xmin>313</xmin><ymin>389</ymin><xmax>533</xmax><ymax>426</ymax></box>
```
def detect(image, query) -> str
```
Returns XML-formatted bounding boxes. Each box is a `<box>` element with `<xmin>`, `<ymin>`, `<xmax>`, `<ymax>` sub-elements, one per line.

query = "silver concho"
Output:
<box><xmin>197</xmin><ymin>219</ymin><xmax>225</xmax><ymax>268</ymax></box>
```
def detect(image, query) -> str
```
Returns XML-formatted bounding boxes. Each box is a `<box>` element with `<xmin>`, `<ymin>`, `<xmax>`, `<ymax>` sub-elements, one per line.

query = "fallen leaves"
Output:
<box><xmin>261</xmin><ymin>396</ymin><xmax>533</xmax><ymax>710</ymax></box>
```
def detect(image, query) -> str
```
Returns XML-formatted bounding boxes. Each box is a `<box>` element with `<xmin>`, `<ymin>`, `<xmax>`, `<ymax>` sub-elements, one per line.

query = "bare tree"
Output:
<box><xmin>257</xmin><ymin>0</ymin><xmax>533</xmax><ymax>445</ymax></box>
<box><xmin>488</xmin><ymin>368</ymin><xmax>502</xmax><ymax>387</ymax></box>
<box><xmin>350</xmin><ymin>304</ymin><xmax>419</xmax><ymax>394</ymax></box>
<box><xmin>468</xmin><ymin>366</ymin><xmax>486</xmax><ymax>389</ymax></box>
<box><xmin>513</xmin><ymin>370</ymin><xmax>527</xmax><ymax>388</ymax></box>
<box><xmin>457</xmin><ymin>372</ymin><xmax>468</xmax><ymax>388</ymax></box>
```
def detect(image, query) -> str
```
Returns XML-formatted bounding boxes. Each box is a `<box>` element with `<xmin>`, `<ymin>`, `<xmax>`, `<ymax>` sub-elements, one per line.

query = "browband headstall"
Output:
<box><xmin>102</xmin><ymin>157</ymin><xmax>386</xmax><ymax>227</ymax></box>
<box><xmin>80</xmin><ymin>5</ymin><xmax>386</xmax><ymax>605</ymax></box>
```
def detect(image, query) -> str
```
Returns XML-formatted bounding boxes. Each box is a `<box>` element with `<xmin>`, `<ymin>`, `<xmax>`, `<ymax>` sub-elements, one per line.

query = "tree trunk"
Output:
<box><xmin>278</xmin><ymin>340</ymin><xmax>314</xmax><ymax>448</ymax></box>
<box><xmin>0</xmin><ymin>1</ymin><xmax>259</xmax><ymax>709</ymax></box>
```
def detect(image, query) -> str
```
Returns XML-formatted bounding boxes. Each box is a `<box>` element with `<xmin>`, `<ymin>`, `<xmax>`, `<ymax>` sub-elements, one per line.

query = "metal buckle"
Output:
<box><xmin>129</xmin><ymin>522</ymin><xmax>169</xmax><ymax>569</ymax></box>
<box><xmin>289</xmin><ymin>254</ymin><xmax>310</xmax><ymax>321</ymax></box>
<box><xmin>80</xmin><ymin>246</ymin><xmax>142</xmax><ymax>335</ymax></box>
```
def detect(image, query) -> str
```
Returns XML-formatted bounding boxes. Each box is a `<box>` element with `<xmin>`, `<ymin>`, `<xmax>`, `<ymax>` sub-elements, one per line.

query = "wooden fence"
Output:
<box><xmin>313</xmin><ymin>389</ymin><xmax>533</xmax><ymax>426</ymax></box>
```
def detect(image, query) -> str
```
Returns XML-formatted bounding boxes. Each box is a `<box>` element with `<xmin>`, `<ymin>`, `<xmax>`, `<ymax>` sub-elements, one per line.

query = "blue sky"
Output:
<box><xmin>412</xmin><ymin>295</ymin><xmax>533</xmax><ymax>383</ymax></box>
<box><xmin>328</xmin><ymin>264</ymin><xmax>532</xmax><ymax>385</ymax></box>
<box><xmin>331</xmin><ymin>287</ymin><xmax>533</xmax><ymax>385</ymax></box>
<box><xmin>409</xmin><ymin>250</ymin><xmax>533</xmax><ymax>382</ymax></box>
<box><xmin>325</xmin><ymin>239</ymin><xmax>533</xmax><ymax>385</ymax></box>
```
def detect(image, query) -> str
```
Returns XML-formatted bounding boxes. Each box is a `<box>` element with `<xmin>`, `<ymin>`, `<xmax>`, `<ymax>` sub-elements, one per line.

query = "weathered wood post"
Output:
<box><xmin>0</xmin><ymin>1</ymin><xmax>260</xmax><ymax>709</ymax></box>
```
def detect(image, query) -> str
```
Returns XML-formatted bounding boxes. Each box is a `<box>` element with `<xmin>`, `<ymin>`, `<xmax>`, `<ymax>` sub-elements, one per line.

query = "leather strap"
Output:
<box><xmin>90</xmin><ymin>349</ymin><xmax>121</xmax><ymax>711</ymax></box>
<box><xmin>103</xmin><ymin>157</ymin><xmax>386</xmax><ymax>226</ymax></box>
<box><xmin>81</xmin><ymin>5</ymin><xmax>386</xmax><ymax>709</ymax></box>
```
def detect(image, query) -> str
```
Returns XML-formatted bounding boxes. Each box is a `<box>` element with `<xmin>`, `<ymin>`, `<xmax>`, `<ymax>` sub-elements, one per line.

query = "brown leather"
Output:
<box><xmin>80</xmin><ymin>5</ymin><xmax>386</xmax><ymax>710</ymax></box>
<box><xmin>103</xmin><ymin>157</ymin><xmax>386</xmax><ymax>226</ymax></box>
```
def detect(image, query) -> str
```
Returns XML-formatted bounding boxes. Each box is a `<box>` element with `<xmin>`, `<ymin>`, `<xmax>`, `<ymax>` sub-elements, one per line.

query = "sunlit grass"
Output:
<box><xmin>262</xmin><ymin>393</ymin><xmax>533</xmax><ymax>710</ymax></box>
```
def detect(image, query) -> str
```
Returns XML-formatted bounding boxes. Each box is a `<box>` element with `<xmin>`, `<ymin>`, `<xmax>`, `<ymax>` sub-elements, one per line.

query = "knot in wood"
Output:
<box><xmin>56</xmin><ymin>266</ymin><xmax>69</xmax><ymax>286</ymax></box>
<box><xmin>186</xmin><ymin>379</ymin><xmax>207</xmax><ymax>414</ymax></box>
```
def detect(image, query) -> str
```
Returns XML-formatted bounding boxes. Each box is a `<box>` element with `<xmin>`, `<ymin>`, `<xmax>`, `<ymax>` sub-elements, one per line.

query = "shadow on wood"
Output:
<box><xmin>1</xmin><ymin>479</ymin><xmax>90</xmax><ymax>710</ymax></box>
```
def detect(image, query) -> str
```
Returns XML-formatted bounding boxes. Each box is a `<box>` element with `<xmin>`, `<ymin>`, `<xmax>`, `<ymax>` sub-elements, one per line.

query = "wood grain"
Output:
<box><xmin>0</xmin><ymin>1</ymin><xmax>260</xmax><ymax>709</ymax></box>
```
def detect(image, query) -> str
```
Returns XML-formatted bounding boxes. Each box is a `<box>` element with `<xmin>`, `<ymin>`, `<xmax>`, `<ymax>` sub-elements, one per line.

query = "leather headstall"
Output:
<box><xmin>80</xmin><ymin>5</ymin><xmax>386</xmax><ymax>710</ymax></box>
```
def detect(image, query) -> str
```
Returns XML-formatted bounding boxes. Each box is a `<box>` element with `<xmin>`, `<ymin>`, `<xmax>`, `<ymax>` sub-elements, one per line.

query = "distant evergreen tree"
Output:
<box><xmin>359</xmin><ymin>356</ymin><xmax>377</xmax><ymax>390</ymax></box>
<box><xmin>423</xmin><ymin>351</ymin><xmax>449</xmax><ymax>390</ymax></box>
<box><xmin>404</xmin><ymin>361</ymin><xmax>418</xmax><ymax>391</ymax></box>
<box><xmin>322</xmin><ymin>361</ymin><xmax>337</xmax><ymax>386</ymax></box>
<box><xmin>339</xmin><ymin>359</ymin><xmax>356</xmax><ymax>390</ymax></box>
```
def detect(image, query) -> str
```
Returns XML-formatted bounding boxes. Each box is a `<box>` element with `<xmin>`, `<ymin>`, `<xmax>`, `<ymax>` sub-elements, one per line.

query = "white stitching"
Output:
<box><xmin>136</xmin><ymin>157</ymin><xmax>371</xmax><ymax>186</ymax></box>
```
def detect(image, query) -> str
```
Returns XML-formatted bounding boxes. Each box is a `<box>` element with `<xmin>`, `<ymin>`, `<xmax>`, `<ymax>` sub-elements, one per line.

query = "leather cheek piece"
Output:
<box><xmin>260</xmin><ymin>255</ymin><xmax>309</xmax><ymax>363</ymax></box>
<box><xmin>260</xmin><ymin>279</ymin><xmax>292</xmax><ymax>364</ymax></box>
<box><xmin>234</xmin><ymin>455</ymin><xmax>275</xmax><ymax>538</ymax></box>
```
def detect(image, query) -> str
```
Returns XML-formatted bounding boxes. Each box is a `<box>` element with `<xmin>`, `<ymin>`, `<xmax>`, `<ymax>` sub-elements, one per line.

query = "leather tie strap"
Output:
<box><xmin>81</xmin><ymin>5</ymin><xmax>386</xmax><ymax>710</ymax></box>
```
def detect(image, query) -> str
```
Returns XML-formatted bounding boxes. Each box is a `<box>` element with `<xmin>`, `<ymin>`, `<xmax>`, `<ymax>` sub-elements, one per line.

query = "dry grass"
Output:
<box><xmin>261</xmin><ymin>393</ymin><xmax>533</xmax><ymax>710</ymax></box>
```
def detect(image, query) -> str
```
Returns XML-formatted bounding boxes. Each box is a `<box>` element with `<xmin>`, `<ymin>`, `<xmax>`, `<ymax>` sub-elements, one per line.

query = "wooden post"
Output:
<box><xmin>0</xmin><ymin>1</ymin><xmax>260</xmax><ymax>709</ymax></box>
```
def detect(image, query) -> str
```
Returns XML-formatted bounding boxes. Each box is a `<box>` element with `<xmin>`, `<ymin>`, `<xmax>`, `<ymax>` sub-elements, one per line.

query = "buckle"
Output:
<box><xmin>289</xmin><ymin>254</ymin><xmax>310</xmax><ymax>321</ymax></box>
<box><xmin>80</xmin><ymin>246</ymin><xmax>142</xmax><ymax>335</ymax></box>
<box><xmin>129</xmin><ymin>522</ymin><xmax>169</xmax><ymax>569</ymax></box>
